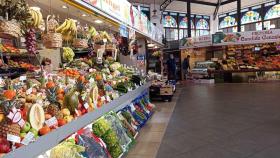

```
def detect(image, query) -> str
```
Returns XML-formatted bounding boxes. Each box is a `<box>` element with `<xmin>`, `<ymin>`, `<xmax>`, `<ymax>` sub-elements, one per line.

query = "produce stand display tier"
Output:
<box><xmin>4</xmin><ymin>82</ymin><xmax>151</xmax><ymax>158</ymax></box>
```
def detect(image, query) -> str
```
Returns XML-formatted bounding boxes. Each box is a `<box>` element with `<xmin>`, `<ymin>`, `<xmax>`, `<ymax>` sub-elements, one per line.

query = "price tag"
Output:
<box><xmin>93</xmin><ymin>100</ymin><xmax>97</xmax><ymax>108</ymax></box>
<box><xmin>0</xmin><ymin>77</ymin><xmax>3</xmax><ymax>84</ymax></box>
<box><xmin>21</xmin><ymin>132</ymin><xmax>35</xmax><ymax>145</ymax></box>
<box><xmin>129</xmin><ymin>103</ymin><xmax>136</xmax><ymax>112</ymax></box>
<box><xmin>81</xmin><ymin>94</ymin><xmax>86</xmax><ymax>101</ymax></box>
<box><xmin>106</xmin><ymin>95</ymin><xmax>111</xmax><ymax>102</ymax></box>
<box><xmin>45</xmin><ymin>117</ymin><xmax>58</xmax><ymax>127</ymax></box>
<box><xmin>89</xmin><ymin>68</ymin><xmax>94</xmax><ymax>73</ymax></box>
<box><xmin>89</xmin><ymin>78</ymin><xmax>95</xmax><ymax>84</ymax></box>
<box><xmin>7</xmin><ymin>134</ymin><xmax>21</xmax><ymax>143</ymax></box>
<box><xmin>103</xmin><ymin>74</ymin><xmax>106</xmax><ymax>81</ymax></box>
<box><xmin>19</xmin><ymin>76</ymin><xmax>27</xmax><ymax>81</ymax></box>
<box><xmin>84</xmin><ymin>103</ymin><xmax>89</xmax><ymax>109</ymax></box>
<box><xmin>26</xmin><ymin>88</ymin><xmax>32</xmax><ymax>95</ymax></box>
<box><xmin>101</xmin><ymin>96</ymin><xmax>106</xmax><ymax>102</ymax></box>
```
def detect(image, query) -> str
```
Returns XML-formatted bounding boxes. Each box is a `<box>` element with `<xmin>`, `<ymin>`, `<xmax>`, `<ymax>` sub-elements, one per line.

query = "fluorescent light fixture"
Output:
<box><xmin>30</xmin><ymin>6</ymin><xmax>41</xmax><ymax>11</ymax></box>
<box><xmin>148</xmin><ymin>43</ymin><xmax>154</xmax><ymax>47</ymax></box>
<box><xmin>95</xmin><ymin>20</ymin><xmax>103</xmax><ymax>24</ymax></box>
<box><xmin>154</xmin><ymin>46</ymin><xmax>158</xmax><ymax>49</ymax></box>
<box><xmin>82</xmin><ymin>14</ymin><xmax>87</xmax><ymax>17</ymax></box>
<box><xmin>62</xmin><ymin>5</ymin><xmax>68</xmax><ymax>9</ymax></box>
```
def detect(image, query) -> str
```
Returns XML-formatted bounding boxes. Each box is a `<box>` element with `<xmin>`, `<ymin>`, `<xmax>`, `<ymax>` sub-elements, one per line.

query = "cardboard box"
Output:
<box><xmin>160</xmin><ymin>86</ymin><xmax>173</xmax><ymax>95</ymax></box>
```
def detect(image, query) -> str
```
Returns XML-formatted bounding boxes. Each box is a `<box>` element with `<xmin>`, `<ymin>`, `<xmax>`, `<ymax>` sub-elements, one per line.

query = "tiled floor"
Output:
<box><xmin>126</xmin><ymin>87</ymin><xmax>182</xmax><ymax>158</ymax></box>
<box><xmin>157</xmin><ymin>83</ymin><xmax>280</xmax><ymax>158</ymax></box>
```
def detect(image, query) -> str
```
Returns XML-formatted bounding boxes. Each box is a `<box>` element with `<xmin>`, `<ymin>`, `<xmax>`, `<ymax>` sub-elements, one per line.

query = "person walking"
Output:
<box><xmin>166</xmin><ymin>54</ymin><xmax>177</xmax><ymax>81</ymax></box>
<box><xmin>182</xmin><ymin>55</ymin><xmax>191</xmax><ymax>79</ymax></box>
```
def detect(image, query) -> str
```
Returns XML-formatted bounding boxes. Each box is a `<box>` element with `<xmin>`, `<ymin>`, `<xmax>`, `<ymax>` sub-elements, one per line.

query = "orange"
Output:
<box><xmin>3</xmin><ymin>90</ymin><xmax>16</xmax><ymax>100</ymax></box>
<box><xmin>46</xmin><ymin>81</ymin><xmax>55</xmax><ymax>89</ymax></box>
<box><xmin>39</xmin><ymin>126</ymin><xmax>51</xmax><ymax>135</ymax></box>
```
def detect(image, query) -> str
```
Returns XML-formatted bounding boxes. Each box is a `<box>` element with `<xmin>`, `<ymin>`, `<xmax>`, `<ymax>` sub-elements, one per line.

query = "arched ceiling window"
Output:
<box><xmin>219</xmin><ymin>16</ymin><xmax>237</xmax><ymax>28</ymax></box>
<box><xmin>265</xmin><ymin>4</ymin><xmax>280</xmax><ymax>20</ymax></box>
<box><xmin>163</xmin><ymin>15</ymin><xmax>177</xmax><ymax>28</ymax></box>
<box><xmin>241</xmin><ymin>11</ymin><xmax>261</xmax><ymax>24</ymax></box>
<box><xmin>179</xmin><ymin>17</ymin><xmax>194</xmax><ymax>29</ymax></box>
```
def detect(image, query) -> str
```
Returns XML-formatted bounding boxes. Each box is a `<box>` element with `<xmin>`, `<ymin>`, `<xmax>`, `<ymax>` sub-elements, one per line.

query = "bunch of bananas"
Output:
<box><xmin>99</xmin><ymin>31</ymin><xmax>112</xmax><ymax>43</ymax></box>
<box><xmin>88</xmin><ymin>26</ymin><xmax>98</xmax><ymax>38</ymax></box>
<box><xmin>56</xmin><ymin>19</ymin><xmax>77</xmax><ymax>41</ymax></box>
<box><xmin>29</xmin><ymin>7</ymin><xmax>43</xmax><ymax>28</ymax></box>
<box><xmin>63</xmin><ymin>47</ymin><xmax>75</xmax><ymax>62</ymax></box>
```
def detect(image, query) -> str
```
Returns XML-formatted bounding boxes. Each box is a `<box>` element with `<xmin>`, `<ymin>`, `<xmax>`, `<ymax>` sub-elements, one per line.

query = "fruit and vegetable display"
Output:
<box><xmin>0</xmin><ymin>57</ymin><xmax>149</xmax><ymax>156</ymax></box>
<box><xmin>221</xmin><ymin>43</ymin><xmax>280</xmax><ymax>71</ymax></box>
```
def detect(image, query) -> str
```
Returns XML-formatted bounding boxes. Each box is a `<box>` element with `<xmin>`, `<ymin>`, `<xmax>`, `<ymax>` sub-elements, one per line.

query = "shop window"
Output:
<box><xmin>163</xmin><ymin>15</ymin><xmax>177</xmax><ymax>28</ymax></box>
<box><xmin>241</xmin><ymin>11</ymin><xmax>261</xmax><ymax>24</ymax></box>
<box><xmin>264</xmin><ymin>4</ymin><xmax>280</xmax><ymax>20</ymax></box>
<box><xmin>219</xmin><ymin>16</ymin><xmax>237</xmax><ymax>28</ymax></box>
<box><xmin>165</xmin><ymin>28</ymin><xmax>178</xmax><ymax>41</ymax></box>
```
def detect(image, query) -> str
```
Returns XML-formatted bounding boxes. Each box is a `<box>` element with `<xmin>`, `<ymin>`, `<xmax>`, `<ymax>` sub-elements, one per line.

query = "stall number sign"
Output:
<box><xmin>119</xmin><ymin>25</ymin><xmax>128</xmax><ymax>38</ymax></box>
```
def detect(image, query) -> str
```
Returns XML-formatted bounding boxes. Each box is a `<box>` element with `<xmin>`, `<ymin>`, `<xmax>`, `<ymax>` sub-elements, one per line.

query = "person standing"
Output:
<box><xmin>167</xmin><ymin>54</ymin><xmax>177</xmax><ymax>81</ymax></box>
<box><xmin>182</xmin><ymin>55</ymin><xmax>191</xmax><ymax>79</ymax></box>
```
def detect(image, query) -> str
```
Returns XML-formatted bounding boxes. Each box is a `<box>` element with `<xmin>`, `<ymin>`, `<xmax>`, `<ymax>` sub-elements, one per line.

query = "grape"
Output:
<box><xmin>25</xmin><ymin>28</ymin><xmax>37</xmax><ymax>54</ymax></box>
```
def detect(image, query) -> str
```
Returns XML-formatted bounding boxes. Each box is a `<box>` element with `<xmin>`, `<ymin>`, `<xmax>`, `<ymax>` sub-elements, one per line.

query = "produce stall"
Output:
<box><xmin>180</xmin><ymin>30</ymin><xmax>280</xmax><ymax>83</ymax></box>
<box><xmin>0</xmin><ymin>0</ymin><xmax>162</xmax><ymax>157</ymax></box>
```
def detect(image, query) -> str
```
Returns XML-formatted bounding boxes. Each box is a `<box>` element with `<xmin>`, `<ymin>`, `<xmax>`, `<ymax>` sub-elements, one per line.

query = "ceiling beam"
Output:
<box><xmin>177</xmin><ymin>0</ymin><xmax>217</xmax><ymax>6</ymax></box>
<box><xmin>213</xmin><ymin>0</ymin><xmax>222</xmax><ymax>20</ymax></box>
<box><xmin>160</xmin><ymin>0</ymin><xmax>174</xmax><ymax>11</ymax></box>
<box><xmin>221</xmin><ymin>0</ymin><xmax>237</xmax><ymax>5</ymax></box>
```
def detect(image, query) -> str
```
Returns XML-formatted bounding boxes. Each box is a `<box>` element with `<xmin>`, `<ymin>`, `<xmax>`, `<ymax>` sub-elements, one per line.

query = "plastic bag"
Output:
<box><xmin>50</xmin><ymin>140</ymin><xmax>85</xmax><ymax>158</ymax></box>
<box><xmin>77</xmin><ymin>134</ymin><xmax>111</xmax><ymax>158</ymax></box>
<box><xmin>104</xmin><ymin>113</ymin><xmax>132</xmax><ymax>151</ymax></box>
<box><xmin>92</xmin><ymin>116</ymin><xmax>123</xmax><ymax>158</ymax></box>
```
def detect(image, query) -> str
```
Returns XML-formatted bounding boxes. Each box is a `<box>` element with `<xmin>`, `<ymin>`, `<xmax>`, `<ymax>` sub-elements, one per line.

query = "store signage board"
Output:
<box><xmin>213</xmin><ymin>29</ymin><xmax>280</xmax><ymax>46</ymax></box>
<box><xmin>77</xmin><ymin>0</ymin><xmax>162</xmax><ymax>44</ymax></box>
<box><xmin>181</xmin><ymin>35</ymin><xmax>212</xmax><ymax>48</ymax></box>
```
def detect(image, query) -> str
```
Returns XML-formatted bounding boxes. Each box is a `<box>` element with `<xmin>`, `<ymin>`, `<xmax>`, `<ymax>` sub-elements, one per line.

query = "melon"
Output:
<box><xmin>63</xmin><ymin>90</ymin><xmax>79</xmax><ymax>114</ymax></box>
<box><xmin>28</xmin><ymin>104</ymin><xmax>45</xmax><ymax>131</ymax></box>
<box><xmin>90</xmin><ymin>85</ymin><xmax>99</xmax><ymax>103</ymax></box>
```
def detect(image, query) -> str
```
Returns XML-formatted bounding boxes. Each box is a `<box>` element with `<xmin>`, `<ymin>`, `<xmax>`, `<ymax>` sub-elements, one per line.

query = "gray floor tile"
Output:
<box><xmin>157</xmin><ymin>83</ymin><xmax>280</xmax><ymax>158</ymax></box>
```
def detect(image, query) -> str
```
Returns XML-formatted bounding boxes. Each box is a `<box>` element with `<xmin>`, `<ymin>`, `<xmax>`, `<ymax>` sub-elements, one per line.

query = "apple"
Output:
<box><xmin>29</xmin><ymin>128</ymin><xmax>38</xmax><ymax>137</ymax></box>
<box><xmin>0</xmin><ymin>144</ymin><xmax>10</xmax><ymax>153</ymax></box>
<box><xmin>19</xmin><ymin>132</ymin><xmax>26</xmax><ymax>138</ymax></box>
<box><xmin>61</xmin><ymin>108</ymin><xmax>70</xmax><ymax>116</ymax></box>
<box><xmin>64</xmin><ymin>115</ymin><xmax>73</xmax><ymax>123</ymax></box>
<box><xmin>21</xmin><ymin>122</ymin><xmax>31</xmax><ymax>133</ymax></box>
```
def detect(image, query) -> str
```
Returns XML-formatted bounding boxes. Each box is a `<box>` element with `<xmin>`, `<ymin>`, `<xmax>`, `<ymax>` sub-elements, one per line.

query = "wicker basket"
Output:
<box><xmin>106</xmin><ymin>44</ymin><xmax>115</xmax><ymax>52</ymax></box>
<box><xmin>73</xmin><ymin>38</ymin><xmax>88</xmax><ymax>48</ymax></box>
<box><xmin>0</xmin><ymin>20</ymin><xmax>21</xmax><ymax>39</ymax></box>
<box><xmin>42</xmin><ymin>32</ymin><xmax>63</xmax><ymax>48</ymax></box>
<box><xmin>94</xmin><ymin>44</ymin><xmax>105</xmax><ymax>52</ymax></box>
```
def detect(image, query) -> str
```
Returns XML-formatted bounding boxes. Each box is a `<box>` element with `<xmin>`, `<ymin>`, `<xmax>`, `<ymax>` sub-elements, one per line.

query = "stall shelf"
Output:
<box><xmin>4</xmin><ymin>82</ymin><xmax>151</xmax><ymax>158</ymax></box>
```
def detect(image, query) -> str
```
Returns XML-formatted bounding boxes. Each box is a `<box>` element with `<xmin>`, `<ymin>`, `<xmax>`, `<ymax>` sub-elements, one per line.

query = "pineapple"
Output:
<box><xmin>46</xmin><ymin>104</ymin><xmax>63</xmax><ymax>119</ymax></box>
<box><xmin>46</xmin><ymin>88</ymin><xmax>57</xmax><ymax>104</ymax></box>
<box><xmin>0</xmin><ymin>120</ymin><xmax>20</xmax><ymax>137</ymax></box>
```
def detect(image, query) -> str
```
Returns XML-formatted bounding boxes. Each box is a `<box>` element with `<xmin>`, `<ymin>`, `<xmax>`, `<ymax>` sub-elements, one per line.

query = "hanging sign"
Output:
<box><xmin>181</xmin><ymin>35</ymin><xmax>212</xmax><ymax>48</ymax></box>
<box><xmin>119</xmin><ymin>25</ymin><xmax>128</xmax><ymax>38</ymax></box>
<box><xmin>77</xmin><ymin>0</ymin><xmax>163</xmax><ymax>44</ymax></box>
<box><xmin>213</xmin><ymin>29</ymin><xmax>280</xmax><ymax>45</ymax></box>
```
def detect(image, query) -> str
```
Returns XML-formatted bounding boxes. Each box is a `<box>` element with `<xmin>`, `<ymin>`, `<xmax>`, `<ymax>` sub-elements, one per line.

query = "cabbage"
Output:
<box><xmin>50</xmin><ymin>141</ymin><xmax>85</xmax><ymax>158</ymax></box>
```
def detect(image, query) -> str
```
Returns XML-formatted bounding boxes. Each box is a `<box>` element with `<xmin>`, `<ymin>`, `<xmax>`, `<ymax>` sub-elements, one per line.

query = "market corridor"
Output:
<box><xmin>157</xmin><ymin>83</ymin><xmax>280</xmax><ymax>158</ymax></box>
